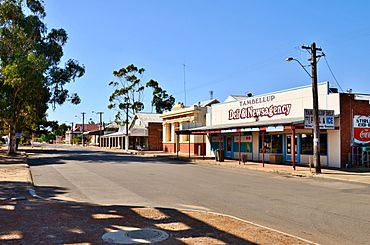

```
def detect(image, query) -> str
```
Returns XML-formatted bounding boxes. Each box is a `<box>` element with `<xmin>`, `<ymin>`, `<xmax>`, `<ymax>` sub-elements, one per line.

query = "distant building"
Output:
<box><xmin>100</xmin><ymin>112</ymin><xmax>163</xmax><ymax>151</ymax></box>
<box><xmin>161</xmin><ymin>99</ymin><xmax>219</xmax><ymax>155</ymax></box>
<box><xmin>65</xmin><ymin>124</ymin><xmax>100</xmax><ymax>144</ymax></box>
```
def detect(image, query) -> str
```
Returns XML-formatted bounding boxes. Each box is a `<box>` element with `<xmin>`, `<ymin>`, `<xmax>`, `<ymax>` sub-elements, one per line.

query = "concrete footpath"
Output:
<box><xmin>0</xmin><ymin>149</ymin><xmax>316</xmax><ymax>244</ymax></box>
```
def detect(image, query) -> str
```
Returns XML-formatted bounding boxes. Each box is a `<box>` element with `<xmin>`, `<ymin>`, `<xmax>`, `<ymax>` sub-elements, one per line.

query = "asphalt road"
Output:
<box><xmin>28</xmin><ymin>145</ymin><xmax>370</xmax><ymax>245</ymax></box>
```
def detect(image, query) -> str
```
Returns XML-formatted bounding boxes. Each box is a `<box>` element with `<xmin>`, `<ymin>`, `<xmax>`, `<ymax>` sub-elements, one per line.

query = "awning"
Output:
<box><xmin>176</xmin><ymin>117</ymin><xmax>305</xmax><ymax>135</ymax></box>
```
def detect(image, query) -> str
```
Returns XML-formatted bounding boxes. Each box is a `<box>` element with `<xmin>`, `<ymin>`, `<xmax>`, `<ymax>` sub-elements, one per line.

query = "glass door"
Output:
<box><xmin>285</xmin><ymin>134</ymin><xmax>299</xmax><ymax>162</ymax></box>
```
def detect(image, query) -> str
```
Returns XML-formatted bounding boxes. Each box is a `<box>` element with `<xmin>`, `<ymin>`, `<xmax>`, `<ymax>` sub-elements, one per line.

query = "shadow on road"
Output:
<box><xmin>24</xmin><ymin>148</ymin><xmax>189</xmax><ymax>167</ymax></box>
<box><xmin>0</xmin><ymin>182</ymin><xmax>259</xmax><ymax>244</ymax></box>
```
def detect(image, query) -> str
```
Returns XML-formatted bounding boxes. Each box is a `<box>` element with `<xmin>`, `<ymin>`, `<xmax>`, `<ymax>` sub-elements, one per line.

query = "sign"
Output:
<box><xmin>266</xmin><ymin>126</ymin><xmax>284</xmax><ymax>132</ymax></box>
<box><xmin>221</xmin><ymin>129</ymin><xmax>237</xmax><ymax>133</ymax></box>
<box><xmin>353</xmin><ymin>115</ymin><xmax>370</xmax><ymax>144</ymax></box>
<box><xmin>229</xmin><ymin>104</ymin><xmax>292</xmax><ymax>121</ymax></box>
<box><xmin>234</xmin><ymin>135</ymin><xmax>253</xmax><ymax>143</ymax></box>
<box><xmin>304</xmin><ymin>109</ymin><xmax>334</xmax><ymax>129</ymax></box>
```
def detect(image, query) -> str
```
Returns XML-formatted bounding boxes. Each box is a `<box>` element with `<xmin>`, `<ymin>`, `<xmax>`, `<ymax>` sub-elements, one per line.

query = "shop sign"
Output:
<box><xmin>234</xmin><ymin>135</ymin><xmax>253</xmax><ymax>143</ymax></box>
<box><xmin>221</xmin><ymin>129</ymin><xmax>237</xmax><ymax>133</ymax></box>
<box><xmin>241</xmin><ymin>128</ymin><xmax>260</xmax><ymax>132</ymax></box>
<box><xmin>304</xmin><ymin>109</ymin><xmax>334</xmax><ymax>129</ymax></box>
<box><xmin>266</xmin><ymin>126</ymin><xmax>284</xmax><ymax>132</ymax></box>
<box><xmin>228</xmin><ymin>104</ymin><xmax>292</xmax><ymax>121</ymax></box>
<box><xmin>353</xmin><ymin>115</ymin><xmax>370</xmax><ymax>144</ymax></box>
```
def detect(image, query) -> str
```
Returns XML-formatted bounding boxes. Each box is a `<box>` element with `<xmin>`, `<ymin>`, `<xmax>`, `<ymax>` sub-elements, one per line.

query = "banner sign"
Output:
<box><xmin>304</xmin><ymin>109</ymin><xmax>334</xmax><ymax>129</ymax></box>
<box><xmin>353</xmin><ymin>115</ymin><xmax>370</xmax><ymax>144</ymax></box>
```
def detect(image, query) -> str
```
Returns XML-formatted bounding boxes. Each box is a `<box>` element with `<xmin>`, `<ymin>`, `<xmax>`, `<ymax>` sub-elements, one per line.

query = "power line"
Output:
<box><xmin>323</xmin><ymin>55</ymin><xmax>344</xmax><ymax>92</ymax></box>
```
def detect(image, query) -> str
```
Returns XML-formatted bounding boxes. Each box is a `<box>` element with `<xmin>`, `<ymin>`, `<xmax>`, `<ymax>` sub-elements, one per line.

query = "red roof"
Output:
<box><xmin>74</xmin><ymin>124</ymin><xmax>100</xmax><ymax>132</ymax></box>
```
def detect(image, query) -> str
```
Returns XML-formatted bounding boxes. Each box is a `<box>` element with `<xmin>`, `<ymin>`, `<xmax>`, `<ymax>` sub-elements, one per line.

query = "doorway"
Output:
<box><xmin>285</xmin><ymin>134</ymin><xmax>300</xmax><ymax>163</ymax></box>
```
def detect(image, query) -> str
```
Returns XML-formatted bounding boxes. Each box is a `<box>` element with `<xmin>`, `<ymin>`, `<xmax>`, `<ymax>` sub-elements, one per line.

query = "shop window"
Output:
<box><xmin>259</xmin><ymin>134</ymin><xmax>282</xmax><ymax>153</ymax></box>
<box><xmin>271</xmin><ymin>135</ymin><xmax>283</xmax><ymax>153</ymax></box>
<box><xmin>300</xmin><ymin>133</ymin><xmax>327</xmax><ymax>155</ymax></box>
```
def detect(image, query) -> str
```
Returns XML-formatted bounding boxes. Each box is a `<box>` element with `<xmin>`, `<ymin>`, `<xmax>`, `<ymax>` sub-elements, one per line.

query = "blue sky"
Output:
<box><xmin>44</xmin><ymin>0</ymin><xmax>370</xmax><ymax>125</ymax></box>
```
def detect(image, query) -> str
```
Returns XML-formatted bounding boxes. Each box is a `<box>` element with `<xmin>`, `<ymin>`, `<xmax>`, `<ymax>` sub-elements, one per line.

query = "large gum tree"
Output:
<box><xmin>0</xmin><ymin>0</ymin><xmax>85</xmax><ymax>154</ymax></box>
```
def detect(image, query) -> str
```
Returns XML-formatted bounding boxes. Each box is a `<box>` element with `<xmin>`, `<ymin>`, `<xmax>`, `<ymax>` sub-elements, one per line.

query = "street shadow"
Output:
<box><xmin>24</xmin><ymin>148</ymin><xmax>191</xmax><ymax>167</ymax></box>
<box><xmin>0</xmin><ymin>183</ymin><xmax>260</xmax><ymax>244</ymax></box>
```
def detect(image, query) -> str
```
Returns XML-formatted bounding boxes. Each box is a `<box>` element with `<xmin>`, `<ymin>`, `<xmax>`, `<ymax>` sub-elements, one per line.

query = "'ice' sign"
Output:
<box><xmin>304</xmin><ymin>109</ymin><xmax>335</xmax><ymax>129</ymax></box>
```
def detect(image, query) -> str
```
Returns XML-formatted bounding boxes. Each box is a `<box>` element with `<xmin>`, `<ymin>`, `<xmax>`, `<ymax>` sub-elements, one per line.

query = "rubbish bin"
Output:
<box><xmin>218</xmin><ymin>149</ymin><xmax>224</xmax><ymax>162</ymax></box>
<box><xmin>215</xmin><ymin>149</ymin><xmax>220</xmax><ymax>161</ymax></box>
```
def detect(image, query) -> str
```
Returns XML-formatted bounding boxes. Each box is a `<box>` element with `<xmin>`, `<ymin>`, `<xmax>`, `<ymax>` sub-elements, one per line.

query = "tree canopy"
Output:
<box><xmin>146</xmin><ymin>79</ymin><xmax>175</xmax><ymax>113</ymax></box>
<box><xmin>108</xmin><ymin>64</ymin><xmax>145</xmax><ymax>124</ymax></box>
<box><xmin>0</xmin><ymin>0</ymin><xmax>85</xmax><ymax>154</ymax></box>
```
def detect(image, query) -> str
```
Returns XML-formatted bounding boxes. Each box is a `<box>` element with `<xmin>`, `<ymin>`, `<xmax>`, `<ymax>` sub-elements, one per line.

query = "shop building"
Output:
<box><xmin>178</xmin><ymin>82</ymin><xmax>370</xmax><ymax>169</ymax></box>
<box><xmin>161</xmin><ymin>99</ymin><xmax>219</xmax><ymax>155</ymax></box>
<box><xmin>100</xmin><ymin>113</ymin><xmax>162</xmax><ymax>151</ymax></box>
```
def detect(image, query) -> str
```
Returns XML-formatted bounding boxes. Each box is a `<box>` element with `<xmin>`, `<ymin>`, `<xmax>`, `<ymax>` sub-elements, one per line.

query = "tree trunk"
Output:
<box><xmin>7</xmin><ymin>121</ymin><xmax>17</xmax><ymax>155</ymax></box>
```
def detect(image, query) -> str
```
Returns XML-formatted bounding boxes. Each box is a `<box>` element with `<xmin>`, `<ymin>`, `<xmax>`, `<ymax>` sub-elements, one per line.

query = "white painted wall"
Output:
<box><xmin>208</xmin><ymin>82</ymin><xmax>340</xmax><ymax>126</ymax></box>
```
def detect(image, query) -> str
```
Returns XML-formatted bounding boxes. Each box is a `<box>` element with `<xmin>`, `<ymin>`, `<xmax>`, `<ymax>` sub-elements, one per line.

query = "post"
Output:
<box><xmin>176</xmin><ymin>134</ymin><xmax>179</xmax><ymax>159</ymax></box>
<box><xmin>292</xmin><ymin>127</ymin><xmax>296</xmax><ymax>170</ymax></box>
<box><xmin>262</xmin><ymin>131</ymin><xmax>265</xmax><ymax>167</ymax></box>
<box><xmin>302</xmin><ymin>42</ymin><xmax>322</xmax><ymax>174</ymax></box>
<box><xmin>238</xmin><ymin>131</ymin><xmax>241</xmax><ymax>164</ymax></box>
<box><xmin>71</xmin><ymin>122</ymin><xmax>74</xmax><ymax>145</ymax></box>
<box><xmin>202</xmin><ymin>134</ymin><xmax>205</xmax><ymax>160</ymax></box>
<box><xmin>125</xmin><ymin>104</ymin><xmax>129</xmax><ymax>151</ymax></box>
<box><xmin>97</xmin><ymin>112</ymin><xmax>104</xmax><ymax>147</ymax></box>
<box><xmin>188</xmin><ymin>134</ymin><xmax>191</xmax><ymax>159</ymax></box>
<box><xmin>81</xmin><ymin>112</ymin><xmax>86</xmax><ymax>146</ymax></box>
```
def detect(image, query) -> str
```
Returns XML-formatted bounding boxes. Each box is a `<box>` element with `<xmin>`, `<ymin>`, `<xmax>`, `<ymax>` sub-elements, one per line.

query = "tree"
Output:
<box><xmin>108</xmin><ymin>64</ymin><xmax>145</xmax><ymax>126</ymax></box>
<box><xmin>0</xmin><ymin>0</ymin><xmax>85</xmax><ymax>154</ymax></box>
<box><xmin>146</xmin><ymin>80</ymin><xmax>175</xmax><ymax>113</ymax></box>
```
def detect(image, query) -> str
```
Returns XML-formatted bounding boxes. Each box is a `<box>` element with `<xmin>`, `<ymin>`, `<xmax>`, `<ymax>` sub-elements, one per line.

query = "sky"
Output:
<box><xmin>44</xmin><ymin>0</ymin><xmax>370</xmax><ymax>125</ymax></box>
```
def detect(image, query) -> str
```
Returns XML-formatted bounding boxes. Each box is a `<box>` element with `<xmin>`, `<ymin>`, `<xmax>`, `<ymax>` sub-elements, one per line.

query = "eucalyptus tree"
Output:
<box><xmin>146</xmin><ymin>79</ymin><xmax>175</xmax><ymax>113</ymax></box>
<box><xmin>0</xmin><ymin>0</ymin><xmax>85</xmax><ymax>154</ymax></box>
<box><xmin>108</xmin><ymin>64</ymin><xmax>145</xmax><ymax>126</ymax></box>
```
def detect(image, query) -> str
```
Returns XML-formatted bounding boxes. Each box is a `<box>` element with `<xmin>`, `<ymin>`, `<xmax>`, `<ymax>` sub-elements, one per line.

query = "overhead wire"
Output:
<box><xmin>322</xmin><ymin>55</ymin><xmax>344</xmax><ymax>92</ymax></box>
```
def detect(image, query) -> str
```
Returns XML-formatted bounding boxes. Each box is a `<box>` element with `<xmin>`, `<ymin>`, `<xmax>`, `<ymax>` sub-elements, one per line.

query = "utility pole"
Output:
<box><xmin>96</xmin><ymin>112</ymin><xmax>104</xmax><ymax>147</ymax></box>
<box><xmin>71</xmin><ymin>122</ymin><xmax>74</xmax><ymax>145</ymax></box>
<box><xmin>302</xmin><ymin>42</ymin><xmax>322</xmax><ymax>174</ymax></box>
<box><xmin>125</xmin><ymin>100</ymin><xmax>129</xmax><ymax>151</ymax></box>
<box><xmin>81</xmin><ymin>112</ymin><xmax>86</xmax><ymax>146</ymax></box>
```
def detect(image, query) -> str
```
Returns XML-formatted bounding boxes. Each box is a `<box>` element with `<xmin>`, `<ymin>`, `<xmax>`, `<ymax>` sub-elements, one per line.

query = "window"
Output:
<box><xmin>300</xmin><ymin>133</ymin><xmax>327</xmax><ymax>155</ymax></box>
<box><xmin>259</xmin><ymin>134</ymin><xmax>282</xmax><ymax>153</ymax></box>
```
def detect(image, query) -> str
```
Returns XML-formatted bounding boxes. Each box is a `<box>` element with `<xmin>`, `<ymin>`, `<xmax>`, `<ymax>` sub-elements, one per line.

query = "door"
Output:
<box><xmin>285</xmin><ymin>134</ymin><xmax>300</xmax><ymax>162</ymax></box>
<box><xmin>225</xmin><ymin>136</ymin><xmax>234</xmax><ymax>158</ymax></box>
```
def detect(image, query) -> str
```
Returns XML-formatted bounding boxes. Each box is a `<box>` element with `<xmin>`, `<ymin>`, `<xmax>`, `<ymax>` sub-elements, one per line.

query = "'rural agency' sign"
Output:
<box><xmin>353</xmin><ymin>115</ymin><xmax>370</xmax><ymax>144</ymax></box>
<box><xmin>304</xmin><ymin>109</ymin><xmax>335</xmax><ymax>129</ymax></box>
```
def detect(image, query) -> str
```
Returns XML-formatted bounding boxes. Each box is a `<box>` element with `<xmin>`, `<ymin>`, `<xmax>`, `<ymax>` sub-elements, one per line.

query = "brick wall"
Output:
<box><xmin>163</xmin><ymin>143</ymin><xmax>175</xmax><ymax>153</ymax></box>
<box><xmin>340</xmin><ymin>93</ymin><xmax>370</xmax><ymax>167</ymax></box>
<box><xmin>148</xmin><ymin>122</ymin><xmax>163</xmax><ymax>151</ymax></box>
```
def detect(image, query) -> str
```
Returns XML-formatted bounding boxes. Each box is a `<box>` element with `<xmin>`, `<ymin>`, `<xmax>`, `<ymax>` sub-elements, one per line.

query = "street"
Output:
<box><xmin>28</xmin><ymin>145</ymin><xmax>370</xmax><ymax>245</ymax></box>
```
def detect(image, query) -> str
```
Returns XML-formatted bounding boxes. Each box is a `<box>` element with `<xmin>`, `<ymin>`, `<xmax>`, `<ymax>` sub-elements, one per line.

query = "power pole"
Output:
<box><xmin>71</xmin><ymin>122</ymin><xmax>74</xmax><ymax>145</ymax></box>
<box><xmin>81</xmin><ymin>112</ymin><xmax>86</xmax><ymax>146</ymax></box>
<box><xmin>96</xmin><ymin>112</ymin><xmax>104</xmax><ymax>147</ymax></box>
<box><xmin>302</xmin><ymin>42</ymin><xmax>322</xmax><ymax>174</ymax></box>
<box><xmin>125</xmin><ymin>102</ymin><xmax>129</xmax><ymax>151</ymax></box>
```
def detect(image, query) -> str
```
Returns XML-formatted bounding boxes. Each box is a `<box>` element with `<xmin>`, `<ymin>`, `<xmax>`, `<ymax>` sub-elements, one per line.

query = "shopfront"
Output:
<box><xmin>175</xmin><ymin>82</ymin><xmax>370</xmax><ymax>169</ymax></box>
<box><xmin>200</xmin><ymin>82</ymin><xmax>342</xmax><ymax>168</ymax></box>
